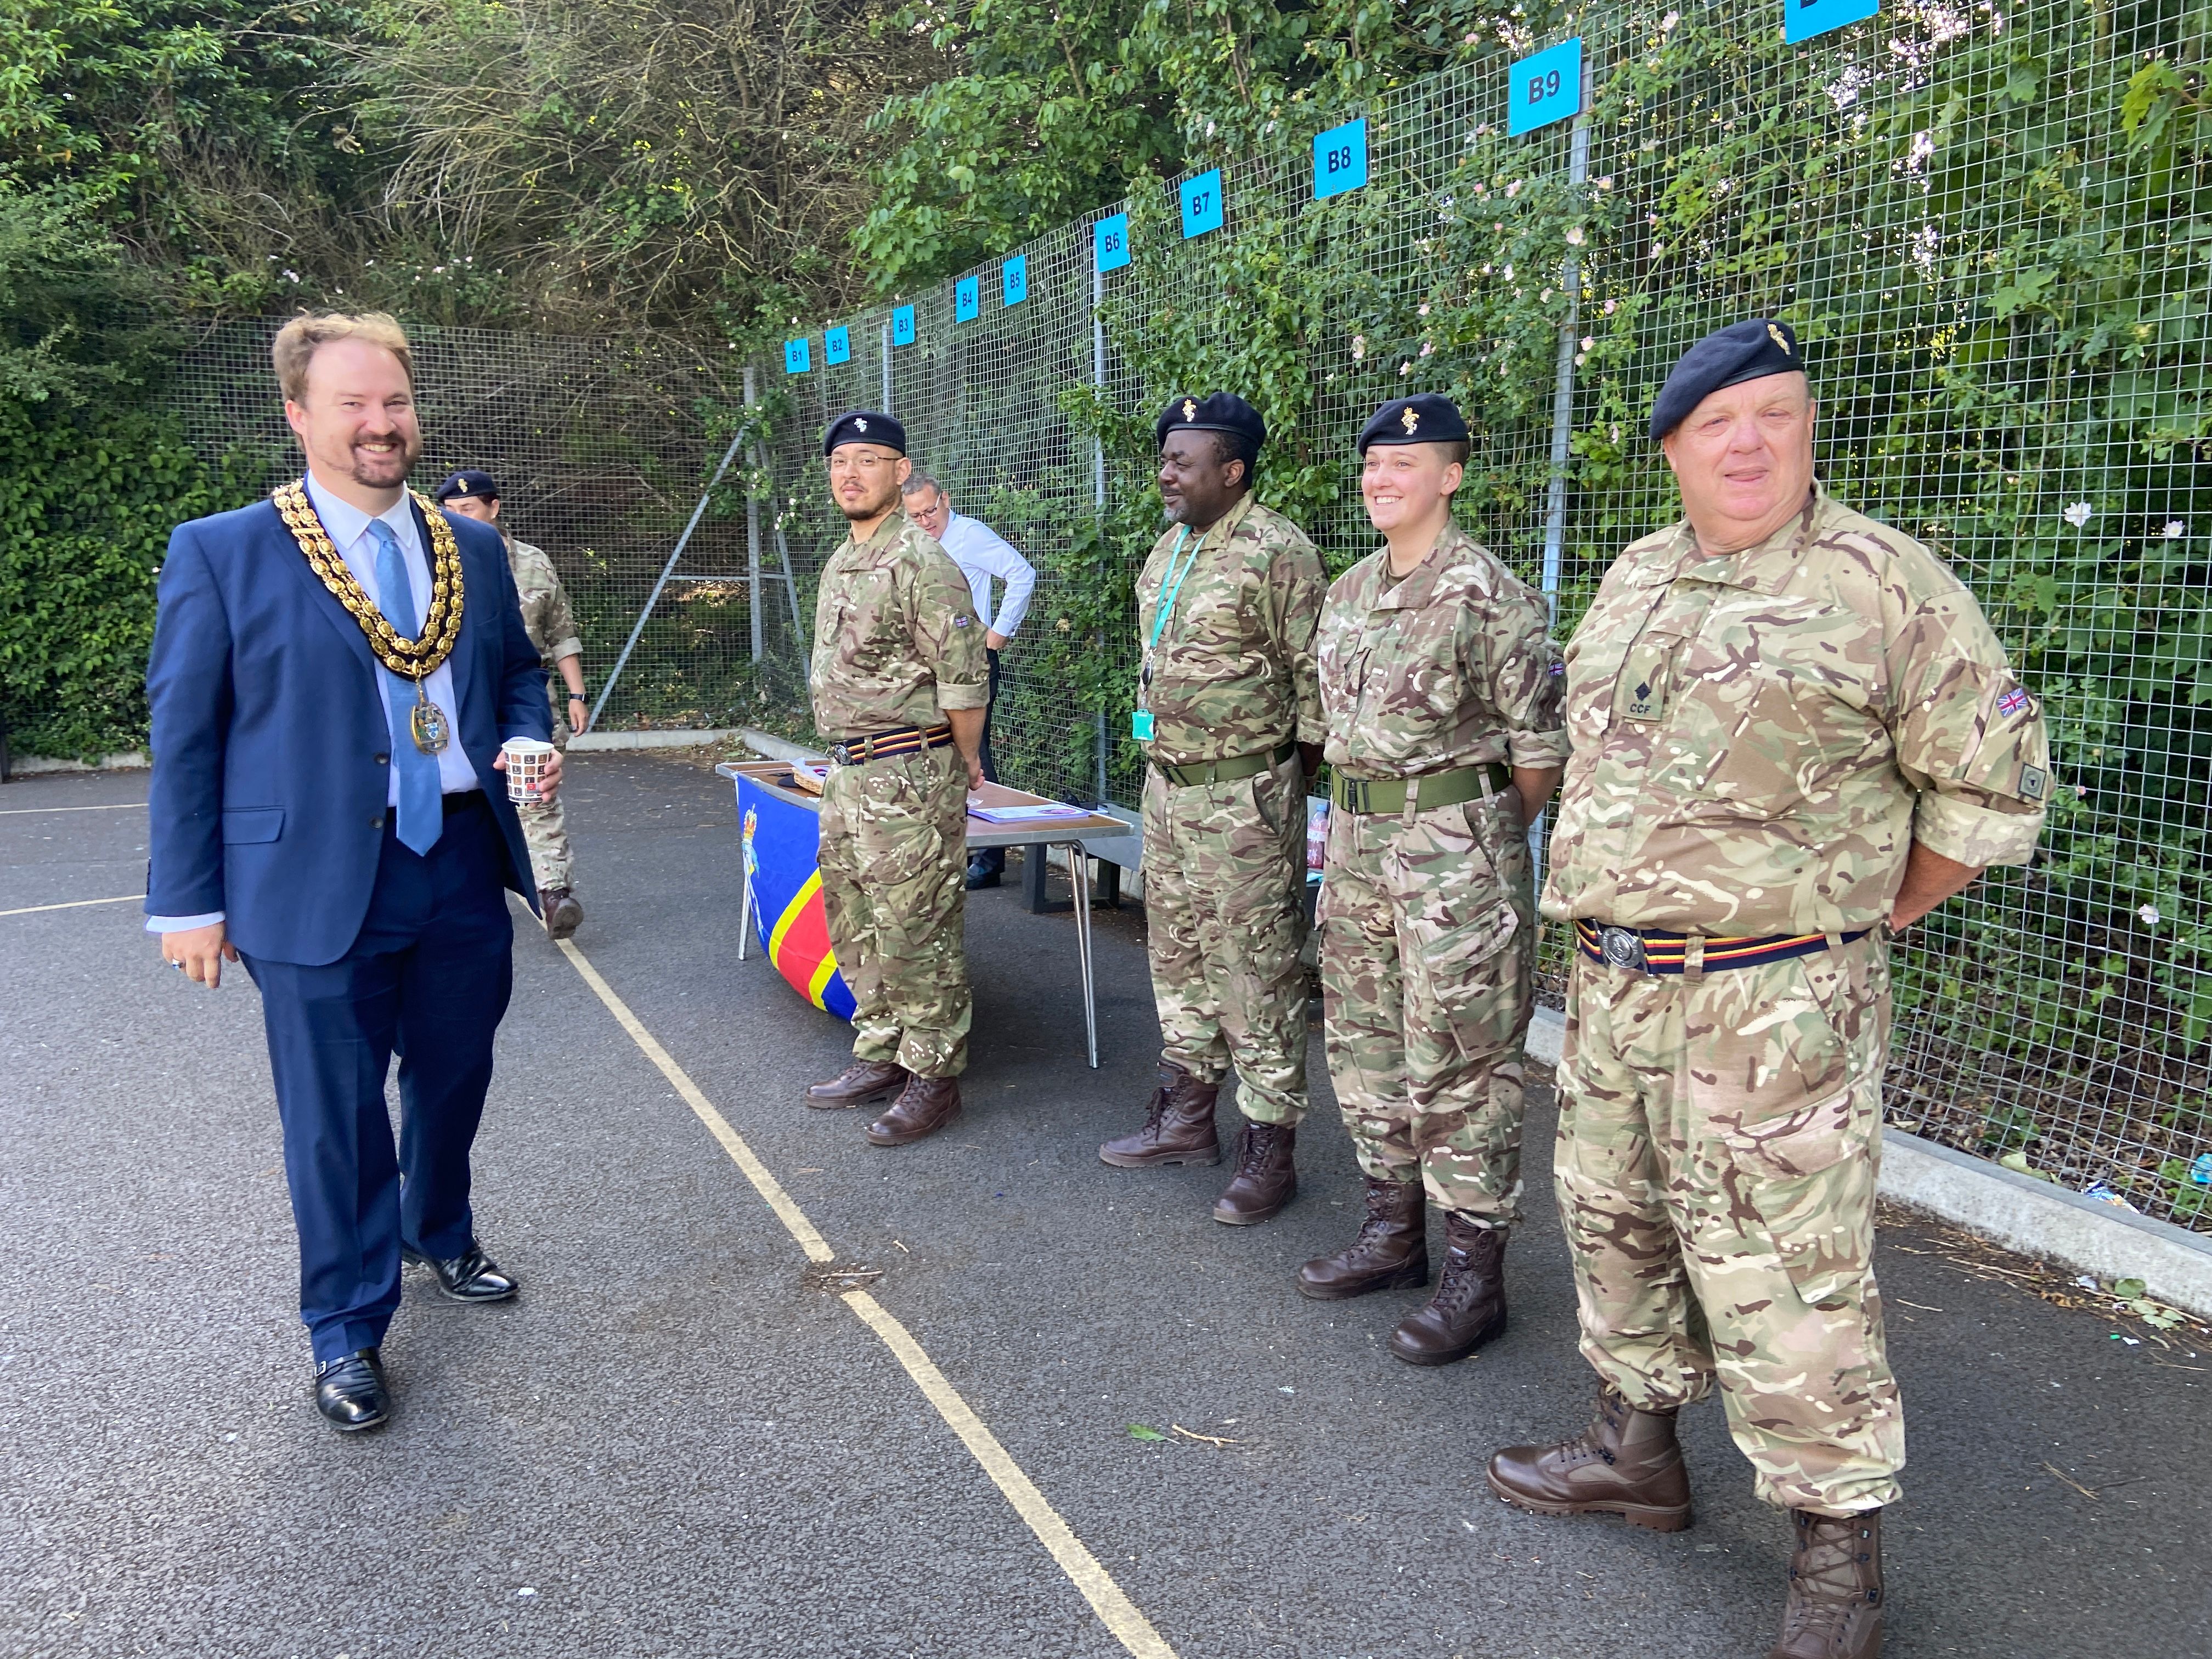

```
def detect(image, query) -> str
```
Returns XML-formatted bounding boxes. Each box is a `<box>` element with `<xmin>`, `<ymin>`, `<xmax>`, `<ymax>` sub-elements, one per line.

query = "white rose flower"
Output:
<box><xmin>2140</xmin><ymin>904</ymin><xmax>2161</xmax><ymax>926</ymax></box>
<box><xmin>2163</xmin><ymin>520</ymin><xmax>2186</xmax><ymax>538</ymax></box>
<box><xmin>2062</xmin><ymin>501</ymin><xmax>2093</xmax><ymax>527</ymax></box>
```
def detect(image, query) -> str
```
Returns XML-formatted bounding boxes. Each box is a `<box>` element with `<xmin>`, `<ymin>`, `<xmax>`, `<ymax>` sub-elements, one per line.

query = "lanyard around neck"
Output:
<box><xmin>1146</xmin><ymin>526</ymin><xmax>1203</xmax><ymax>654</ymax></box>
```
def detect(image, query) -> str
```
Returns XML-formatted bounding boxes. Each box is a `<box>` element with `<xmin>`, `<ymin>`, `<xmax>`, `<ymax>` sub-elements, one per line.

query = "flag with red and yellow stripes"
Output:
<box><xmin>738</xmin><ymin>779</ymin><xmax>856</xmax><ymax>1021</ymax></box>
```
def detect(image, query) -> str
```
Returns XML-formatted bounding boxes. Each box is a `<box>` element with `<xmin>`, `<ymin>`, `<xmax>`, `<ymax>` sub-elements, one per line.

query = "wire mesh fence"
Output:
<box><xmin>742</xmin><ymin>0</ymin><xmax>2210</xmax><ymax>1228</ymax></box>
<box><xmin>166</xmin><ymin>317</ymin><xmax>757</xmax><ymax>734</ymax></box>
<box><xmin>161</xmin><ymin>0</ymin><xmax>2208</xmax><ymax>1229</ymax></box>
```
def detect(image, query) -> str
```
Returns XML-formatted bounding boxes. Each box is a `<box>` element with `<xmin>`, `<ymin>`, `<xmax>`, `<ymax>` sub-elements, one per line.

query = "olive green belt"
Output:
<box><xmin>1151</xmin><ymin>739</ymin><xmax>1299</xmax><ymax>788</ymax></box>
<box><xmin>1330</xmin><ymin>761</ymin><xmax>1511</xmax><ymax>815</ymax></box>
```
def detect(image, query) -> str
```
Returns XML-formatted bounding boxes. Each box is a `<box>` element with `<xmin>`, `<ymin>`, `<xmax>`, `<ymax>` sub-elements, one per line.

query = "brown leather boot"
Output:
<box><xmin>1098</xmin><ymin>1062</ymin><xmax>1221</xmax><ymax>1167</ymax></box>
<box><xmin>540</xmin><ymin>885</ymin><xmax>584</xmax><ymax>941</ymax></box>
<box><xmin>1389</xmin><ymin>1214</ymin><xmax>1507</xmax><ymax>1364</ymax></box>
<box><xmin>1212</xmin><ymin>1121</ymin><xmax>1296</xmax><ymax>1224</ymax></box>
<box><xmin>1486</xmin><ymin>1387</ymin><xmax>1694</xmax><ymax>1532</ymax></box>
<box><xmin>1769</xmin><ymin>1509</ymin><xmax>1884</xmax><ymax>1659</ymax></box>
<box><xmin>865</xmin><ymin>1074</ymin><xmax>962</xmax><ymax>1147</ymax></box>
<box><xmin>805</xmin><ymin>1059</ymin><xmax>907</xmax><ymax>1108</ymax></box>
<box><xmin>1296</xmin><ymin>1177</ymin><xmax>1427</xmax><ymax>1299</ymax></box>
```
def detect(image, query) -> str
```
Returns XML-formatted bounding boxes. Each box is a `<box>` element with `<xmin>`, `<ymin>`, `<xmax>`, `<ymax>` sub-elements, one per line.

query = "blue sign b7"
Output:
<box><xmin>1508</xmin><ymin>38</ymin><xmax>1583</xmax><ymax>137</ymax></box>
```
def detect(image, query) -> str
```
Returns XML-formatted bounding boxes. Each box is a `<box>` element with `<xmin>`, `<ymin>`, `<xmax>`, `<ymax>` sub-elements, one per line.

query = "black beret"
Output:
<box><xmin>1358</xmin><ymin>394</ymin><xmax>1470</xmax><ymax>455</ymax></box>
<box><xmin>822</xmin><ymin>410</ymin><xmax>906</xmax><ymax>455</ymax></box>
<box><xmin>1649</xmin><ymin>319</ymin><xmax>1804</xmax><ymax>439</ymax></box>
<box><xmin>1154</xmin><ymin>392</ymin><xmax>1266</xmax><ymax>455</ymax></box>
<box><xmin>433</xmin><ymin>469</ymin><xmax>499</xmax><ymax>501</ymax></box>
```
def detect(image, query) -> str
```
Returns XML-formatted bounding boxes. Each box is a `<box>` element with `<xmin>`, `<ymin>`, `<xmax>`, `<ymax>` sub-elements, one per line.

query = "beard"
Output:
<box><xmin>334</xmin><ymin>430</ymin><xmax>421</xmax><ymax>489</ymax></box>
<box><xmin>838</xmin><ymin>480</ymin><xmax>901</xmax><ymax>522</ymax></box>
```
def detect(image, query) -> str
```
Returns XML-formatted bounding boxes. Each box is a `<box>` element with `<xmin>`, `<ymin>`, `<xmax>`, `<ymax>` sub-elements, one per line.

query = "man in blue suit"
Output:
<box><xmin>146</xmin><ymin>311</ymin><xmax>557</xmax><ymax>1433</ymax></box>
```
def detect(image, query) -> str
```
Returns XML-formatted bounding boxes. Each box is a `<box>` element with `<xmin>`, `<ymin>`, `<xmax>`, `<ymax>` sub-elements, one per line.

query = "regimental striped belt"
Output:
<box><xmin>1331</xmin><ymin>761</ymin><xmax>1511</xmax><ymax>815</ymax></box>
<box><xmin>1575</xmin><ymin>919</ymin><xmax>1870</xmax><ymax>975</ymax></box>
<box><xmin>1152</xmin><ymin>740</ymin><xmax>1299</xmax><ymax>788</ymax></box>
<box><xmin>825</xmin><ymin>724</ymin><xmax>954</xmax><ymax>765</ymax></box>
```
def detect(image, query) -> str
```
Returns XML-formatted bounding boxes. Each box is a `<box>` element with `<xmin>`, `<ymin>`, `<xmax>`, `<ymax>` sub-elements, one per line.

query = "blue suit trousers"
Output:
<box><xmin>242</xmin><ymin>797</ymin><xmax>515</xmax><ymax>1363</ymax></box>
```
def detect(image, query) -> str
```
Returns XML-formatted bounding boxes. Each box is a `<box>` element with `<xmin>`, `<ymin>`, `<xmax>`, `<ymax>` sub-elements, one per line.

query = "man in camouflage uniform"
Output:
<box><xmin>801</xmin><ymin>411</ymin><xmax>989</xmax><ymax>1148</ymax></box>
<box><xmin>1487</xmin><ymin>321</ymin><xmax>2051</xmax><ymax>1659</ymax></box>
<box><xmin>1097</xmin><ymin>393</ymin><xmax>1326</xmax><ymax>1226</ymax></box>
<box><xmin>436</xmin><ymin>470</ymin><xmax>589</xmax><ymax>940</ymax></box>
<box><xmin>1298</xmin><ymin>395</ymin><xmax>1569</xmax><ymax>1367</ymax></box>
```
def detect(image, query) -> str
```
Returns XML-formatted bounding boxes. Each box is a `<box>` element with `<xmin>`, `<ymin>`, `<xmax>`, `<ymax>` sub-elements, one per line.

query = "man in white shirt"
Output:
<box><xmin>901</xmin><ymin>473</ymin><xmax>1037</xmax><ymax>889</ymax></box>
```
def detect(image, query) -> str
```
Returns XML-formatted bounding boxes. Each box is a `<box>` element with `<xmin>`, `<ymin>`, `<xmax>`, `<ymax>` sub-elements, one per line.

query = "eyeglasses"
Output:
<box><xmin>827</xmin><ymin>452</ymin><xmax>893</xmax><ymax>475</ymax></box>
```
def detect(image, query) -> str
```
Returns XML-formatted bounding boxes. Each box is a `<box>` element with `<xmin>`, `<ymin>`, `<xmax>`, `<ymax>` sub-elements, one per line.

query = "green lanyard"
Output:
<box><xmin>1146</xmin><ymin>526</ymin><xmax>1201</xmax><ymax>654</ymax></box>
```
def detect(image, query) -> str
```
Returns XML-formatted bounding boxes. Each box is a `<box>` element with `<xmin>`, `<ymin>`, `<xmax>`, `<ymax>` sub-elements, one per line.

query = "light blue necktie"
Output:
<box><xmin>368</xmin><ymin>518</ymin><xmax>443</xmax><ymax>855</ymax></box>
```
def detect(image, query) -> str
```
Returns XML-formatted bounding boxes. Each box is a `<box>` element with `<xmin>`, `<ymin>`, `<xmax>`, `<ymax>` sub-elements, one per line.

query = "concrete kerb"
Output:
<box><xmin>1525</xmin><ymin>1007</ymin><xmax>2212</xmax><ymax>1317</ymax></box>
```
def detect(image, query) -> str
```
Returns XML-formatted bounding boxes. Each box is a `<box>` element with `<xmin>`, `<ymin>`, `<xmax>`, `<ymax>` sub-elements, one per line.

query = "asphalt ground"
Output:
<box><xmin>3</xmin><ymin>754</ymin><xmax>2206</xmax><ymax>1659</ymax></box>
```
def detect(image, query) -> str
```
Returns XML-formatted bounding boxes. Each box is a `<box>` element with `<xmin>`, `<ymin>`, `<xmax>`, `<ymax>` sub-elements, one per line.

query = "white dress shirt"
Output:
<box><xmin>936</xmin><ymin>512</ymin><xmax>1036</xmax><ymax>639</ymax></box>
<box><xmin>148</xmin><ymin>473</ymin><xmax>482</xmax><ymax>933</ymax></box>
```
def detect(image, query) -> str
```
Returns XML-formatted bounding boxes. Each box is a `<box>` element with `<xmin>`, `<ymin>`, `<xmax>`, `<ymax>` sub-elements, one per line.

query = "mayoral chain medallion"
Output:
<box><xmin>273</xmin><ymin>479</ymin><xmax>465</xmax><ymax>753</ymax></box>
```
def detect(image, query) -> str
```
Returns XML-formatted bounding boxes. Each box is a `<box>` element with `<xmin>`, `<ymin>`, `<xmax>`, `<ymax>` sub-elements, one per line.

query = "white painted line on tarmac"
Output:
<box><xmin>0</xmin><ymin>894</ymin><xmax>140</xmax><ymax>918</ymax></box>
<box><xmin>0</xmin><ymin>802</ymin><xmax>148</xmax><ymax>815</ymax></box>
<box><xmin>553</xmin><ymin>935</ymin><xmax>1180</xmax><ymax>1659</ymax></box>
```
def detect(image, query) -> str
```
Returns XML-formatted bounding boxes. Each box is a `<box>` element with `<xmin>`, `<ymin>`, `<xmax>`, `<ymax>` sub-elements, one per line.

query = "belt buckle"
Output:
<box><xmin>1344</xmin><ymin>778</ymin><xmax>1368</xmax><ymax>813</ymax></box>
<box><xmin>829</xmin><ymin>741</ymin><xmax>855</xmax><ymax>766</ymax></box>
<box><xmin>1599</xmin><ymin>926</ymin><xmax>1649</xmax><ymax>973</ymax></box>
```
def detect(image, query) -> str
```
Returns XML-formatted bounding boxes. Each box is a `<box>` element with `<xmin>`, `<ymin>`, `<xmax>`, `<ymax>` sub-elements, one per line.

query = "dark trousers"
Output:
<box><xmin>241</xmin><ymin>797</ymin><xmax>515</xmax><ymax>1363</ymax></box>
<box><xmin>974</xmin><ymin>647</ymin><xmax>1006</xmax><ymax>875</ymax></box>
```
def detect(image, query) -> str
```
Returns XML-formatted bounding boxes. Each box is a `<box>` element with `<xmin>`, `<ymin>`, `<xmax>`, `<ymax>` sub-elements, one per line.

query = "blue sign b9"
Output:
<box><xmin>1508</xmin><ymin>38</ymin><xmax>1583</xmax><ymax>137</ymax></box>
<box><xmin>1313</xmin><ymin>117</ymin><xmax>1368</xmax><ymax>200</ymax></box>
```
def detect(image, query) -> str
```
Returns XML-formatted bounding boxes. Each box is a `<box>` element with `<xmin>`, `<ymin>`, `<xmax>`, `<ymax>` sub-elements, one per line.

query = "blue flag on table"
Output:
<box><xmin>738</xmin><ymin>776</ymin><xmax>856</xmax><ymax>1022</ymax></box>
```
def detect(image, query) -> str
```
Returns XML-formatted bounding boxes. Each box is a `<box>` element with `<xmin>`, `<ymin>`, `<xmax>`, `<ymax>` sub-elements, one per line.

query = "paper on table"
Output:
<box><xmin>968</xmin><ymin>803</ymin><xmax>1093</xmax><ymax>825</ymax></box>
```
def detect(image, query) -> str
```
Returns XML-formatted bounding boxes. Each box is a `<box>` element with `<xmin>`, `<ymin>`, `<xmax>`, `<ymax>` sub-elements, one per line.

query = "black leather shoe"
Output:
<box><xmin>965</xmin><ymin>859</ymin><xmax>1001</xmax><ymax>890</ymax></box>
<box><xmin>314</xmin><ymin>1347</ymin><xmax>391</xmax><ymax>1432</ymax></box>
<box><xmin>402</xmin><ymin>1241</ymin><xmax>519</xmax><ymax>1303</ymax></box>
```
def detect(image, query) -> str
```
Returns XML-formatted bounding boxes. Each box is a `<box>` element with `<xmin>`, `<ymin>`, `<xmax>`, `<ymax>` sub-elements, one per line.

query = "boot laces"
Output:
<box><xmin>1236</xmin><ymin>1124</ymin><xmax>1279</xmax><ymax>1176</ymax></box>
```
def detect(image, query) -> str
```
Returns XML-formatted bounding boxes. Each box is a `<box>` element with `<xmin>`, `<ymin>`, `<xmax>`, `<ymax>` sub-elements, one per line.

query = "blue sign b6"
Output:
<box><xmin>1509</xmin><ymin>38</ymin><xmax>1583</xmax><ymax>137</ymax></box>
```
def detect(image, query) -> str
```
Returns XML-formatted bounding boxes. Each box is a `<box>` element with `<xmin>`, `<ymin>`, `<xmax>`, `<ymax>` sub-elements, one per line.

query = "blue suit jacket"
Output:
<box><xmin>145</xmin><ymin>494</ymin><xmax>551</xmax><ymax>966</ymax></box>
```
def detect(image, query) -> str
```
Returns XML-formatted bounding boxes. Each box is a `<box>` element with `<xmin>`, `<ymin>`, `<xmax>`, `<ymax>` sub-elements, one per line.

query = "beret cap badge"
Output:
<box><xmin>1182</xmin><ymin>399</ymin><xmax>1197</xmax><ymax>420</ymax></box>
<box><xmin>1401</xmin><ymin>407</ymin><xmax>1420</xmax><ymax>432</ymax></box>
<box><xmin>1766</xmin><ymin>323</ymin><xmax>1791</xmax><ymax>355</ymax></box>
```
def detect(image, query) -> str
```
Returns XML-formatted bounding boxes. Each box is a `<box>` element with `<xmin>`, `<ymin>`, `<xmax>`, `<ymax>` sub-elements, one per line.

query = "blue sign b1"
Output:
<box><xmin>1094</xmin><ymin>212</ymin><xmax>1131</xmax><ymax>273</ymax></box>
<box><xmin>824</xmin><ymin>325</ymin><xmax>850</xmax><ymax>365</ymax></box>
<box><xmin>1785</xmin><ymin>0</ymin><xmax>1879</xmax><ymax>44</ymax></box>
<box><xmin>1003</xmin><ymin>255</ymin><xmax>1028</xmax><ymax>307</ymax></box>
<box><xmin>1313</xmin><ymin>117</ymin><xmax>1368</xmax><ymax>200</ymax></box>
<box><xmin>1180</xmin><ymin>170</ymin><xmax>1224</xmax><ymax>239</ymax></box>
<box><xmin>783</xmin><ymin>337</ymin><xmax>810</xmax><ymax>374</ymax></box>
<box><xmin>891</xmin><ymin>304</ymin><xmax>916</xmax><ymax>347</ymax></box>
<box><xmin>955</xmin><ymin>276</ymin><xmax>980</xmax><ymax>322</ymax></box>
<box><xmin>1508</xmin><ymin>38</ymin><xmax>1583</xmax><ymax>136</ymax></box>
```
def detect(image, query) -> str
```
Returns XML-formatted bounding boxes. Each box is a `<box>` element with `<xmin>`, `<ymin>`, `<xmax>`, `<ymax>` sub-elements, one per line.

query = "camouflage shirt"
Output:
<box><xmin>503</xmin><ymin>534</ymin><xmax>583</xmax><ymax>665</ymax></box>
<box><xmin>810</xmin><ymin>507</ymin><xmax>988</xmax><ymax>741</ymax></box>
<box><xmin>1319</xmin><ymin>518</ymin><xmax>1570</xmax><ymax>777</ymax></box>
<box><xmin>1542</xmin><ymin>484</ymin><xmax>2051</xmax><ymax>936</ymax></box>
<box><xmin>1134</xmin><ymin>493</ymin><xmax>1326</xmax><ymax>765</ymax></box>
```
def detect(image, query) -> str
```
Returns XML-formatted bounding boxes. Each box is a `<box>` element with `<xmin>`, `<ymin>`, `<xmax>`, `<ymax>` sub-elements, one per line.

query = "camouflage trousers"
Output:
<box><xmin>1141</xmin><ymin>753</ymin><xmax>1310</xmax><ymax>1125</ymax></box>
<box><xmin>1554</xmin><ymin>932</ymin><xmax>1902</xmax><ymax>1514</ymax></box>
<box><xmin>518</xmin><ymin>711</ymin><xmax>574</xmax><ymax>892</ymax></box>
<box><xmin>1319</xmin><ymin>789</ymin><xmax>1533</xmax><ymax>1222</ymax></box>
<box><xmin>817</xmin><ymin>743</ymin><xmax>971</xmax><ymax>1078</ymax></box>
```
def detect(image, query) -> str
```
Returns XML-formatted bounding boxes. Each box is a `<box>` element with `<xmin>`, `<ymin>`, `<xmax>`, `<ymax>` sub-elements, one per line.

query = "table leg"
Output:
<box><xmin>1066</xmin><ymin>843</ymin><xmax>1098</xmax><ymax>1069</ymax></box>
<box><xmin>735</xmin><ymin>780</ymin><xmax>752</xmax><ymax>962</ymax></box>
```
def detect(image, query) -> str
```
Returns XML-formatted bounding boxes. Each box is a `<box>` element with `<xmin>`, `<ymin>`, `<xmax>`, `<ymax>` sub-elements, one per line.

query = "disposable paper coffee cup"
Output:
<box><xmin>502</xmin><ymin>737</ymin><xmax>555</xmax><ymax>802</ymax></box>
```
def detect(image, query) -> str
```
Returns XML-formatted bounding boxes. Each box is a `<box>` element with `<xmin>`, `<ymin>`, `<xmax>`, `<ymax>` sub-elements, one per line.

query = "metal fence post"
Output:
<box><xmin>1532</xmin><ymin>69</ymin><xmax>1593</xmax><ymax>890</ymax></box>
<box><xmin>882</xmin><ymin>319</ymin><xmax>893</xmax><ymax>410</ymax></box>
<box><xmin>745</xmin><ymin>365</ymin><xmax>763</xmax><ymax>663</ymax></box>
<box><xmin>1092</xmin><ymin>263</ymin><xmax>1110</xmax><ymax>807</ymax></box>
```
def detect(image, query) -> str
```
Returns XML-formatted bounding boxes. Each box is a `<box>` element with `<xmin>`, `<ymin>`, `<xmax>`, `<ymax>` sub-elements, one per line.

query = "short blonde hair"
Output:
<box><xmin>272</xmin><ymin>311</ymin><xmax>415</xmax><ymax>404</ymax></box>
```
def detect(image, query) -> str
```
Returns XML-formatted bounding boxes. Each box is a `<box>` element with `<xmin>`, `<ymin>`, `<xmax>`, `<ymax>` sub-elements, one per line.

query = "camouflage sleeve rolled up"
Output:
<box><xmin>906</xmin><ymin>533</ymin><xmax>989</xmax><ymax>712</ymax></box>
<box><xmin>504</xmin><ymin>535</ymin><xmax>583</xmax><ymax>664</ymax></box>
<box><xmin>1883</xmin><ymin>580</ymin><xmax>2050</xmax><ymax>869</ymax></box>
<box><xmin>1263</xmin><ymin>534</ymin><xmax>1328</xmax><ymax>746</ymax></box>
<box><xmin>1471</xmin><ymin>567</ymin><xmax>1571</xmax><ymax>772</ymax></box>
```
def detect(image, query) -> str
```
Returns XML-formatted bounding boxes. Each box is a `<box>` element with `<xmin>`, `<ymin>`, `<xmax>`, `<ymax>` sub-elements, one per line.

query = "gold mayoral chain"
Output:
<box><xmin>273</xmin><ymin>479</ymin><xmax>465</xmax><ymax>754</ymax></box>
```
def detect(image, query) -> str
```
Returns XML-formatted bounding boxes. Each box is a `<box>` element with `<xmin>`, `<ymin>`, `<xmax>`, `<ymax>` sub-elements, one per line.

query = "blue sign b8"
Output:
<box><xmin>1508</xmin><ymin>38</ymin><xmax>1583</xmax><ymax>137</ymax></box>
<box><xmin>1313</xmin><ymin>117</ymin><xmax>1368</xmax><ymax>200</ymax></box>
